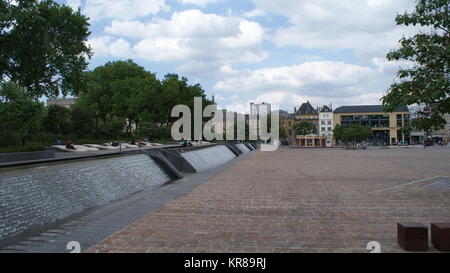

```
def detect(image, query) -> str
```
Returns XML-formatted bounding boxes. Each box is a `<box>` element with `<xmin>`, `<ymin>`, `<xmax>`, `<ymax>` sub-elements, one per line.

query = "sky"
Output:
<box><xmin>62</xmin><ymin>0</ymin><xmax>418</xmax><ymax>113</ymax></box>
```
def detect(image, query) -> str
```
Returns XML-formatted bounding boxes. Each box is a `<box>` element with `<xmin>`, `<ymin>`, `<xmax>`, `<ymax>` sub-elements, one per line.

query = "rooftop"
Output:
<box><xmin>320</xmin><ymin>105</ymin><xmax>333</xmax><ymax>113</ymax></box>
<box><xmin>279</xmin><ymin>110</ymin><xmax>295</xmax><ymax>119</ymax></box>
<box><xmin>296</xmin><ymin>101</ymin><xmax>318</xmax><ymax>115</ymax></box>
<box><xmin>334</xmin><ymin>105</ymin><xmax>409</xmax><ymax>114</ymax></box>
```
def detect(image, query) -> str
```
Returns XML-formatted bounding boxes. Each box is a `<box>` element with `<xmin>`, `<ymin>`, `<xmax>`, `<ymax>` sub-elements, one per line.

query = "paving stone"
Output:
<box><xmin>87</xmin><ymin>147</ymin><xmax>450</xmax><ymax>253</ymax></box>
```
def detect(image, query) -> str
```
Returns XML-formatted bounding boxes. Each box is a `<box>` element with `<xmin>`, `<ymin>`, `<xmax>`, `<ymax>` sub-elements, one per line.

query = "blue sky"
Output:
<box><xmin>62</xmin><ymin>0</ymin><xmax>417</xmax><ymax>113</ymax></box>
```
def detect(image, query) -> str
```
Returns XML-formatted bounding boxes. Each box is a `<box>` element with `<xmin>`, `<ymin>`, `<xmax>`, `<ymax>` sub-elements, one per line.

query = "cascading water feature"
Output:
<box><xmin>0</xmin><ymin>154</ymin><xmax>171</xmax><ymax>240</ymax></box>
<box><xmin>236</xmin><ymin>143</ymin><xmax>251</xmax><ymax>153</ymax></box>
<box><xmin>180</xmin><ymin>145</ymin><xmax>236</xmax><ymax>172</ymax></box>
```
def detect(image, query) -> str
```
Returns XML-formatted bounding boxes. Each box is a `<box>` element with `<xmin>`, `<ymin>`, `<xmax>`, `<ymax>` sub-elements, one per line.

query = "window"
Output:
<box><xmin>404</xmin><ymin>114</ymin><xmax>411</xmax><ymax>126</ymax></box>
<box><xmin>288</xmin><ymin>121</ymin><xmax>292</xmax><ymax>126</ymax></box>
<box><xmin>327</xmin><ymin>120</ymin><xmax>332</xmax><ymax>125</ymax></box>
<box><xmin>321</xmin><ymin>120</ymin><xmax>325</xmax><ymax>125</ymax></box>
<box><xmin>327</xmin><ymin>127</ymin><xmax>332</xmax><ymax>131</ymax></box>
<box><xmin>322</xmin><ymin>127</ymin><xmax>326</xmax><ymax>132</ymax></box>
<box><xmin>289</xmin><ymin>129</ymin><xmax>292</xmax><ymax>136</ymax></box>
<box><xmin>397</xmin><ymin>114</ymin><xmax>403</xmax><ymax>127</ymax></box>
<box><xmin>380</xmin><ymin>119</ymin><xmax>390</xmax><ymax>128</ymax></box>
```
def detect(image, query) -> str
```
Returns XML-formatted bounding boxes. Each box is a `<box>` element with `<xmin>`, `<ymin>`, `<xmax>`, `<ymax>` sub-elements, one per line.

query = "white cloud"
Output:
<box><xmin>102</xmin><ymin>9</ymin><xmax>267</xmax><ymax>75</ymax></box>
<box><xmin>176</xmin><ymin>0</ymin><xmax>220</xmax><ymax>6</ymax></box>
<box><xmin>244</xmin><ymin>9</ymin><xmax>267</xmax><ymax>18</ymax></box>
<box><xmin>222</xmin><ymin>90</ymin><xmax>384</xmax><ymax>114</ymax></box>
<box><xmin>371</xmin><ymin>57</ymin><xmax>414</xmax><ymax>76</ymax></box>
<box><xmin>250</xmin><ymin>0</ymin><xmax>417</xmax><ymax>59</ymax></box>
<box><xmin>214</xmin><ymin>61</ymin><xmax>374</xmax><ymax>98</ymax></box>
<box><xmin>88</xmin><ymin>36</ymin><xmax>134</xmax><ymax>58</ymax></box>
<box><xmin>211</xmin><ymin>58</ymin><xmax>411</xmax><ymax>111</ymax></box>
<box><xmin>75</xmin><ymin>0</ymin><xmax>169</xmax><ymax>21</ymax></box>
<box><xmin>66</xmin><ymin>0</ymin><xmax>81</xmax><ymax>10</ymax></box>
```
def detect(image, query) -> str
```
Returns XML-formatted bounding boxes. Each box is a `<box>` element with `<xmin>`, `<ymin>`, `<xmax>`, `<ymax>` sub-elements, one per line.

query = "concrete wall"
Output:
<box><xmin>0</xmin><ymin>150</ymin><xmax>55</xmax><ymax>164</ymax></box>
<box><xmin>0</xmin><ymin>154</ymin><xmax>170</xmax><ymax>240</ymax></box>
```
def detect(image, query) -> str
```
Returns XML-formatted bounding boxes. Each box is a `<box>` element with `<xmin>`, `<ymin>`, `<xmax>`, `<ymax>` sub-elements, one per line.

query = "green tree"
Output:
<box><xmin>70</xmin><ymin>105</ymin><xmax>96</xmax><ymax>138</ymax></box>
<box><xmin>79</xmin><ymin>60</ymin><xmax>159</xmax><ymax>135</ymax></box>
<box><xmin>341</xmin><ymin>124</ymin><xmax>373</xmax><ymax>144</ymax></box>
<box><xmin>382</xmin><ymin>0</ymin><xmax>449</xmax><ymax>131</ymax></box>
<box><xmin>333</xmin><ymin>124</ymin><xmax>346</xmax><ymax>142</ymax></box>
<box><xmin>101</xmin><ymin>117</ymin><xmax>126</xmax><ymax>138</ymax></box>
<box><xmin>279</xmin><ymin>124</ymin><xmax>288</xmax><ymax>140</ymax></box>
<box><xmin>43</xmin><ymin>105</ymin><xmax>71</xmax><ymax>135</ymax></box>
<box><xmin>0</xmin><ymin>81</ymin><xmax>44</xmax><ymax>145</ymax></box>
<box><xmin>293</xmin><ymin>120</ymin><xmax>317</xmax><ymax>136</ymax></box>
<box><xmin>79</xmin><ymin>61</ymin><xmax>212</xmax><ymax>140</ymax></box>
<box><xmin>0</xmin><ymin>0</ymin><xmax>92</xmax><ymax>99</ymax></box>
<box><xmin>399</xmin><ymin>125</ymin><xmax>413</xmax><ymax>143</ymax></box>
<box><xmin>160</xmin><ymin>74</ymin><xmax>211</xmax><ymax>126</ymax></box>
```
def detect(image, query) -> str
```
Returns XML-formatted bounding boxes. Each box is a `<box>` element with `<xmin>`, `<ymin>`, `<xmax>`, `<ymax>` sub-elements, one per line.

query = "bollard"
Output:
<box><xmin>397</xmin><ymin>222</ymin><xmax>428</xmax><ymax>251</ymax></box>
<box><xmin>431</xmin><ymin>223</ymin><xmax>450</xmax><ymax>252</ymax></box>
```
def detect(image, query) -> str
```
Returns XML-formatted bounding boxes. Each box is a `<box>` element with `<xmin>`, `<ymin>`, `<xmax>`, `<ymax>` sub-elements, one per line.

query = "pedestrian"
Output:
<box><xmin>65</xmin><ymin>138</ymin><xmax>76</xmax><ymax>150</ymax></box>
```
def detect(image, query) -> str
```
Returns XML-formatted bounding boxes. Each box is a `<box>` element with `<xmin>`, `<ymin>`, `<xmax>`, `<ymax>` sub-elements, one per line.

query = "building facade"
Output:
<box><xmin>294</xmin><ymin>101</ymin><xmax>319</xmax><ymax>124</ymax></box>
<box><xmin>280</xmin><ymin>101</ymin><xmax>325</xmax><ymax>147</ymax></box>
<box><xmin>319</xmin><ymin>105</ymin><xmax>334</xmax><ymax>147</ymax></box>
<box><xmin>46</xmin><ymin>98</ymin><xmax>77</xmax><ymax>108</ymax></box>
<box><xmin>279</xmin><ymin>110</ymin><xmax>296</xmax><ymax>145</ymax></box>
<box><xmin>334</xmin><ymin>105</ymin><xmax>410</xmax><ymax>145</ymax></box>
<box><xmin>409</xmin><ymin>105</ymin><xmax>450</xmax><ymax>145</ymax></box>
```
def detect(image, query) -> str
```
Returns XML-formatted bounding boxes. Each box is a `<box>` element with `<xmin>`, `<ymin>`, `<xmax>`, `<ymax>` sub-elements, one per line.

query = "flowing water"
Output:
<box><xmin>236</xmin><ymin>143</ymin><xmax>251</xmax><ymax>153</ymax></box>
<box><xmin>0</xmin><ymin>154</ymin><xmax>170</xmax><ymax>240</ymax></box>
<box><xmin>180</xmin><ymin>145</ymin><xmax>236</xmax><ymax>172</ymax></box>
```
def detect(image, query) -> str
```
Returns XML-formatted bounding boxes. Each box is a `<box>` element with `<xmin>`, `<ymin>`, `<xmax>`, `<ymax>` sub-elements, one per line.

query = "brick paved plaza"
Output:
<box><xmin>88</xmin><ymin>147</ymin><xmax>450</xmax><ymax>253</ymax></box>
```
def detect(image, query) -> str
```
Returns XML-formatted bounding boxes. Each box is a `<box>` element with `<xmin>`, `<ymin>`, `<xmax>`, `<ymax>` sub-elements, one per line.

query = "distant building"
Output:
<box><xmin>279</xmin><ymin>110</ymin><xmax>296</xmax><ymax>145</ymax></box>
<box><xmin>334</xmin><ymin>105</ymin><xmax>410</xmax><ymax>145</ymax></box>
<box><xmin>279</xmin><ymin>101</ymin><xmax>326</xmax><ymax>147</ymax></box>
<box><xmin>293</xmin><ymin>101</ymin><xmax>323</xmax><ymax>147</ymax></box>
<box><xmin>410</xmin><ymin>104</ymin><xmax>450</xmax><ymax>144</ymax></box>
<box><xmin>319</xmin><ymin>105</ymin><xmax>334</xmax><ymax>147</ymax></box>
<box><xmin>294</xmin><ymin>101</ymin><xmax>319</xmax><ymax>123</ymax></box>
<box><xmin>46</xmin><ymin>98</ymin><xmax>76</xmax><ymax>108</ymax></box>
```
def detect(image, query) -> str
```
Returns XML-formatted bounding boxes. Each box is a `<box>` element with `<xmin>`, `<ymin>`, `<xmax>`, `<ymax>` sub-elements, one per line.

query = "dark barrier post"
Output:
<box><xmin>397</xmin><ymin>222</ymin><xmax>428</xmax><ymax>251</ymax></box>
<box><xmin>431</xmin><ymin>223</ymin><xmax>450</xmax><ymax>252</ymax></box>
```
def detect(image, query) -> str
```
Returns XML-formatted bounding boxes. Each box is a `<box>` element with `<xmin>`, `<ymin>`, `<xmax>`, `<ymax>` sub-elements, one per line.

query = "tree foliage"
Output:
<box><xmin>76</xmin><ymin>60</ymin><xmax>212</xmax><ymax>138</ymax></box>
<box><xmin>0</xmin><ymin>81</ymin><xmax>44</xmax><ymax>144</ymax></box>
<box><xmin>293</xmin><ymin>120</ymin><xmax>317</xmax><ymax>136</ymax></box>
<box><xmin>43</xmin><ymin>105</ymin><xmax>71</xmax><ymax>135</ymax></box>
<box><xmin>333</xmin><ymin>124</ymin><xmax>346</xmax><ymax>141</ymax></box>
<box><xmin>334</xmin><ymin>124</ymin><xmax>373</xmax><ymax>143</ymax></box>
<box><xmin>0</xmin><ymin>0</ymin><xmax>92</xmax><ymax>99</ymax></box>
<box><xmin>382</xmin><ymin>0</ymin><xmax>449</xmax><ymax>131</ymax></box>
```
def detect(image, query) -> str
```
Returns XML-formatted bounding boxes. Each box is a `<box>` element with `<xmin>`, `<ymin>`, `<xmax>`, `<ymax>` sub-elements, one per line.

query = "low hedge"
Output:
<box><xmin>0</xmin><ymin>144</ymin><xmax>47</xmax><ymax>153</ymax></box>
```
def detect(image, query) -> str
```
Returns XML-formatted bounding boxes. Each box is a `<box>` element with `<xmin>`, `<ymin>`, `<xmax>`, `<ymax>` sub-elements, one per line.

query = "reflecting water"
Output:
<box><xmin>180</xmin><ymin>145</ymin><xmax>236</xmax><ymax>172</ymax></box>
<box><xmin>0</xmin><ymin>154</ymin><xmax>170</xmax><ymax>240</ymax></box>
